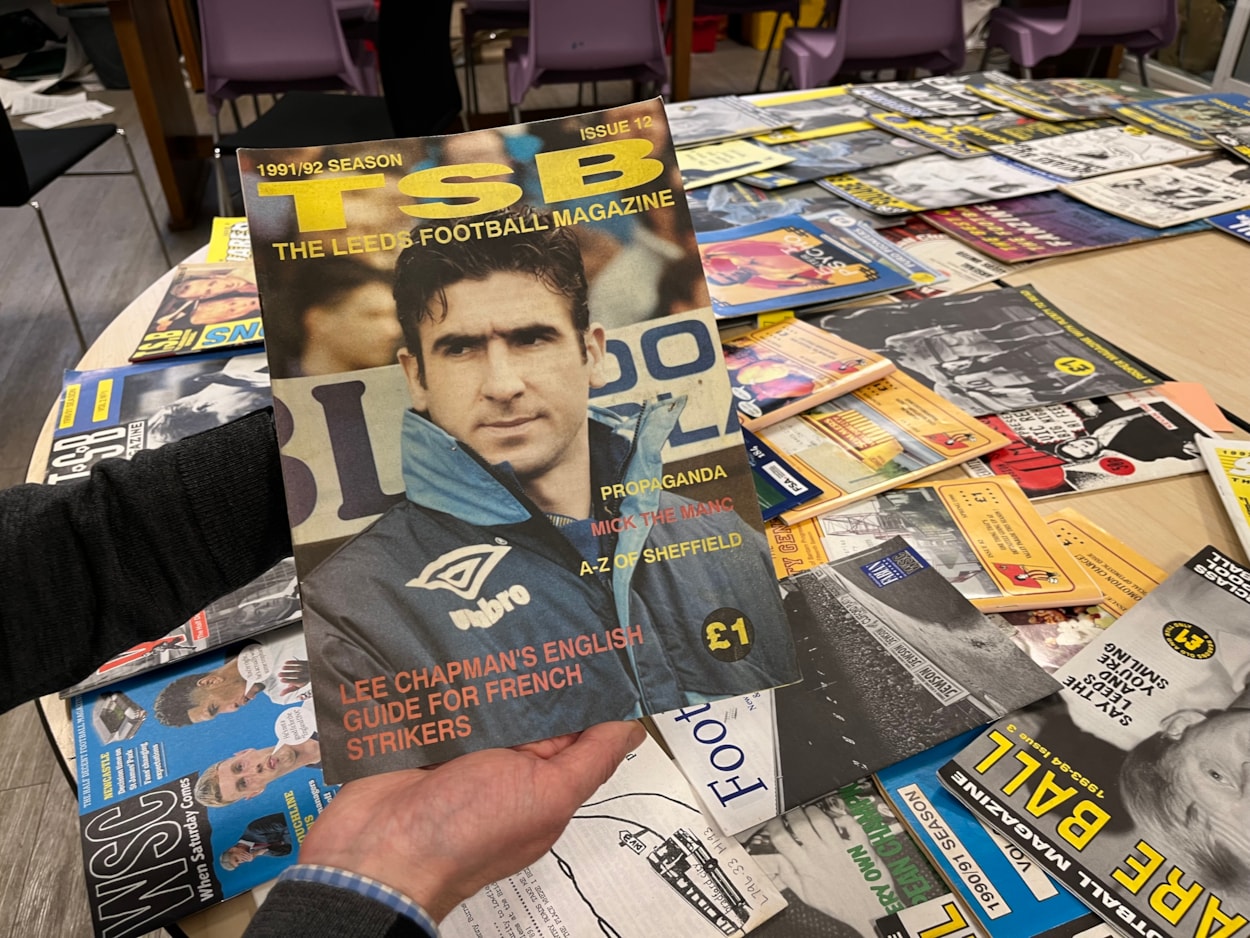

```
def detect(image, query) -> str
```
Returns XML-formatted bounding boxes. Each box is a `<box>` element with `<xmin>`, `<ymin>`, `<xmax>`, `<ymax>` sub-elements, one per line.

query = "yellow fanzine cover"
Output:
<box><xmin>1197</xmin><ymin>435</ymin><xmax>1250</xmax><ymax>560</ymax></box>
<box><xmin>206</xmin><ymin>216</ymin><xmax>252</xmax><ymax>262</ymax></box>
<box><xmin>763</xmin><ymin>476</ymin><xmax>1102</xmax><ymax>613</ymax></box>
<box><xmin>676</xmin><ymin>138</ymin><xmax>794</xmax><ymax>190</ymax></box>
<box><xmin>746</xmin><ymin>86</ymin><xmax>874</xmax><ymax>143</ymax></box>
<box><xmin>1043</xmin><ymin>508</ymin><xmax>1166</xmax><ymax>618</ymax></box>
<box><xmin>723</xmin><ymin>318</ymin><xmax>895</xmax><ymax>431</ymax></box>
<box><xmin>753</xmin><ymin>370</ymin><xmax>1008</xmax><ymax>524</ymax></box>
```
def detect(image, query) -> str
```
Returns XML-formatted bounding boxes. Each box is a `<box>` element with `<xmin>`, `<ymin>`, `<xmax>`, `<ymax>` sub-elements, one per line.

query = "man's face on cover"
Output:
<box><xmin>212</xmin><ymin>739</ymin><xmax>319</xmax><ymax>803</ymax></box>
<box><xmin>1162</xmin><ymin>708</ymin><xmax>1250</xmax><ymax>852</ymax></box>
<box><xmin>400</xmin><ymin>270</ymin><xmax>607</xmax><ymax>487</ymax></box>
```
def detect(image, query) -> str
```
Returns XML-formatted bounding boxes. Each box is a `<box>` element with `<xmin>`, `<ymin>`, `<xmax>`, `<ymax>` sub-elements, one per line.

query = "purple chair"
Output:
<box><xmin>463</xmin><ymin>0</ymin><xmax>529</xmax><ymax>117</ymax></box>
<box><xmin>777</xmin><ymin>0</ymin><xmax>965</xmax><ymax>90</ymax></box>
<box><xmin>980</xmin><ymin>0</ymin><xmax>1179</xmax><ymax>83</ymax></box>
<box><xmin>505</xmin><ymin>0</ymin><xmax>669</xmax><ymax>121</ymax></box>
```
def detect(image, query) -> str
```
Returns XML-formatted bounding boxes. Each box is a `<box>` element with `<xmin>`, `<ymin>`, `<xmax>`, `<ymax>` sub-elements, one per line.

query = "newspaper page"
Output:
<box><xmin>654</xmin><ymin>537</ymin><xmax>1059</xmax><ymax>835</ymax></box>
<box><xmin>440</xmin><ymin>735</ymin><xmax>786</xmax><ymax>938</ymax></box>
<box><xmin>763</xmin><ymin>476</ymin><xmax>1104</xmax><ymax>614</ymax></box>
<box><xmin>73</xmin><ymin>625</ymin><xmax>333</xmax><ymax>938</ymax></box>
<box><xmin>940</xmin><ymin>545</ymin><xmax>1250</xmax><ymax>938</ymax></box>
<box><xmin>238</xmin><ymin>100</ymin><xmax>799</xmax><ymax>782</ymax></box>
<box><xmin>1058</xmin><ymin>156</ymin><xmax>1250</xmax><ymax>228</ymax></box>
<box><xmin>810</xmin><ymin>286</ymin><xmax>1162</xmax><ymax>417</ymax></box>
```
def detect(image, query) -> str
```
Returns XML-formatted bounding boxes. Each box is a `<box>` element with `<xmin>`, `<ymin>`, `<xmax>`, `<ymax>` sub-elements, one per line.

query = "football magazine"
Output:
<box><xmin>850</xmin><ymin>74</ymin><xmax>1012</xmax><ymax>119</ymax></box>
<box><xmin>921</xmin><ymin>190</ymin><xmax>1208</xmax><ymax>263</ymax></box>
<box><xmin>441</xmin><ymin>735</ymin><xmax>787</xmax><ymax>937</ymax></box>
<box><xmin>685</xmin><ymin>180</ymin><xmax>873</xmax><ymax>233</ymax></box>
<box><xmin>818</xmin><ymin>153</ymin><xmax>1062</xmax><ymax>216</ymax></box>
<box><xmin>206</xmin><ymin>216</ymin><xmax>252</xmax><ymax>262</ymax></box>
<box><xmin>962</xmin><ymin>124</ymin><xmax>1202</xmax><ymax>180</ymax></box>
<box><xmin>695</xmin><ymin>214</ymin><xmax>915</xmax><ymax>318</ymax></box>
<box><xmin>865</xmin><ymin>112</ymin><xmax>1014</xmax><ymax>160</ymax></box>
<box><xmin>239</xmin><ymin>100</ymin><xmax>800</xmax><ymax>781</ymax></box>
<box><xmin>940</xmin><ymin>546</ymin><xmax>1250</xmax><ymax>938</ymax></box>
<box><xmin>653</xmin><ymin>537</ymin><xmax>1059</xmax><ymax>835</ymax></box>
<box><xmin>810</xmin><ymin>286</ymin><xmax>1162</xmax><ymax>417</ymax></box>
<box><xmin>877</xmin><ymin>217</ymin><xmax>1019</xmax><ymax>298</ymax></box>
<box><xmin>762</xmin><ymin>476</ymin><xmax>1103</xmax><ymax>614</ymax></box>
<box><xmin>740</xmin><ymin>131</ymin><xmax>933</xmax><ymax>189</ymax></box>
<box><xmin>1127</xmin><ymin>92</ymin><xmax>1250</xmax><ymax>164</ymax></box>
<box><xmin>745</xmin><ymin>85</ymin><xmax>875</xmax><ymax>143</ymax></box>
<box><xmin>1207</xmin><ymin>207</ymin><xmax>1250</xmax><ymax>242</ymax></box>
<box><xmin>666</xmin><ymin>95</ymin><xmax>791</xmax><ymax>148</ymax></box>
<box><xmin>129</xmin><ymin>262</ymin><xmax>263</xmax><ymax>362</ymax></box>
<box><xmin>751</xmin><ymin>371</ymin><xmax>1009</xmax><ymax>525</ymax></box>
<box><xmin>721</xmin><ymin>317</ymin><xmax>895</xmax><ymax>431</ymax></box>
<box><xmin>1196</xmin><ymin>435</ymin><xmax>1250</xmax><ymax>560</ymax></box>
<box><xmin>968</xmin><ymin>78</ymin><xmax>1164</xmax><ymax>121</ymax></box>
<box><xmin>678</xmin><ymin>137</ymin><xmax>795</xmax><ymax>189</ymax></box>
<box><xmin>744</xmin><ymin>428</ymin><xmax>825</xmax><ymax>521</ymax></box>
<box><xmin>964</xmin><ymin>392</ymin><xmax>1212</xmax><ymax>499</ymax></box>
<box><xmin>72</xmin><ymin>625</ymin><xmax>334</xmax><ymax>938</ymax></box>
<box><xmin>1058</xmin><ymin>156</ymin><xmax>1250</xmax><ymax>227</ymax></box>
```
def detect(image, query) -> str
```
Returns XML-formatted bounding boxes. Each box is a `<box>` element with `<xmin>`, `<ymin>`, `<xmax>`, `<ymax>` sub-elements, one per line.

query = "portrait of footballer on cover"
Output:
<box><xmin>241</xmin><ymin>103</ymin><xmax>799</xmax><ymax>783</ymax></box>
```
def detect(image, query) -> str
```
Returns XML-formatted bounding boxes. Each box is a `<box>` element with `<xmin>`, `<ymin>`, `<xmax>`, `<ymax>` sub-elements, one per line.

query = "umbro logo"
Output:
<box><xmin>407</xmin><ymin>545</ymin><xmax>511</xmax><ymax>600</ymax></box>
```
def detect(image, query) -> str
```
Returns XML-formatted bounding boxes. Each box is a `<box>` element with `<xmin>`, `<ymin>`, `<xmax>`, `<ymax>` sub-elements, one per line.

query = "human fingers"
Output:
<box><xmin>544</xmin><ymin>721</ymin><xmax>646</xmax><ymax>802</ymax></box>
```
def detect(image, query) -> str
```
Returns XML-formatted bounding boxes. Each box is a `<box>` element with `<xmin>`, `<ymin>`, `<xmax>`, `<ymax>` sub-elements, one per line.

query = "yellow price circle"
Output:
<box><xmin>1054</xmin><ymin>356</ymin><xmax>1096</xmax><ymax>376</ymax></box>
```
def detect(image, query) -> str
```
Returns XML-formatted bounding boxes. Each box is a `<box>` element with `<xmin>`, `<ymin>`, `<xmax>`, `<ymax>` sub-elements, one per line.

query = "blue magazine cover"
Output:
<box><xmin>1207</xmin><ymin>208</ymin><xmax>1250</xmax><ymax>242</ymax></box>
<box><xmin>695</xmin><ymin>215</ymin><xmax>913</xmax><ymax>318</ymax></box>
<box><xmin>72</xmin><ymin>624</ymin><xmax>336</xmax><ymax>938</ymax></box>
<box><xmin>875</xmin><ymin>730</ymin><xmax>1097</xmax><ymax>938</ymax></box>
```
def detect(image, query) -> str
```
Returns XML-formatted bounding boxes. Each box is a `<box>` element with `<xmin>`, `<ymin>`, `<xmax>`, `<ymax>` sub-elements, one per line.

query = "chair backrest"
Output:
<box><xmin>1079</xmin><ymin>0</ymin><xmax>1177</xmax><ymax>45</ymax></box>
<box><xmin>528</xmin><ymin>0</ymin><xmax>667</xmax><ymax>72</ymax></box>
<box><xmin>0</xmin><ymin>108</ymin><xmax>33</xmax><ymax>207</ymax></box>
<box><xmin>466</xmin><ymin>0</ymin><xmax>527</xmax><ymax>11</ymax></box>
<box><xmin>197</xmin><ymin>0</ymin><xmax>362</xmax><ymax>109</ymax></box>
<box><xmin>838</xmin><ymin>0</ymin><xmax>965</xmax><ymax>64</ymax></box>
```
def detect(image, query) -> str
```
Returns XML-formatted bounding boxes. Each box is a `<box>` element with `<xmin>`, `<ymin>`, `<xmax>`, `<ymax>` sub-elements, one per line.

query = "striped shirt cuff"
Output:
<box><xmin>278</xmin><ymin>864</ymin><xmax>440</xmax><ymax>935</ymax></box>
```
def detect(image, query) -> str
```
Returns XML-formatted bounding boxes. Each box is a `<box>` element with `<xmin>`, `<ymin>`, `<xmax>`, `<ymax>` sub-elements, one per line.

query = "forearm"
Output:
<box><xmin>0</xmin><ymin>409</ymin><xmax>291</xmax><ymax>711</ymax></box>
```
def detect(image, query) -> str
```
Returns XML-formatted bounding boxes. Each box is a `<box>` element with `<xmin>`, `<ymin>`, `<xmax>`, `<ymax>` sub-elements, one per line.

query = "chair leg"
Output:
<box><xmin>1138</xmin><ymin>52</ymin><xmax>1150</xmax><ymax>86</ymax></box>
<box><xmin>1021</xmin><ymin>64</ymin><xmax>1033</xmax><ymax>79</ymax></box>
<box><xmin>115</xmin><ymin>129</ymin><xmax>172</xmax><ymax>268</ymax></box>
<box><xmin>509</xmin><ymin>103</ymin><xmax>521</xmax><ymax>123</ymax></box>
<box><xmin>979</xmin><ymin>43</ymin><xmax>993</xmax><ymax>71</ymax></box>
<box><xmin>755</xmin><ymin>13</ymin><xmax>785</xmax><ymax>93</ymax></box>
<box><xmin>30</xmin><ymin>201</ymin><xmax>87</xmax><ymax>353</ymax></box>
<box><xmin>214</xmin><ymin>147</ymin><xmax>234</xmax><ymax>216</ymax></box>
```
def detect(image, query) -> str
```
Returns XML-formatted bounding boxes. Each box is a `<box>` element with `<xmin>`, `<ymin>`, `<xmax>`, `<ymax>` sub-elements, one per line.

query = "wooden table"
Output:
<box><xmin>29</xmin><ymin>229</ymin><xmax>1250</xmax><ymax>936</ymax></box>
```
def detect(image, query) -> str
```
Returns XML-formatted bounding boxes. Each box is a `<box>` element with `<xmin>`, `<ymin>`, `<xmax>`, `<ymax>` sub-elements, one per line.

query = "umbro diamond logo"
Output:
<box><xmin>406</xmin><ymin>545</ymin><xmax>511</xmax><ymax>600</ymax></box>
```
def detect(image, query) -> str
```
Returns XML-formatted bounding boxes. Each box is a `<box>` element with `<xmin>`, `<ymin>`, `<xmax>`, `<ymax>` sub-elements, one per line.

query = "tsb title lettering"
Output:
<box><xmin>255</xmin><ymin>139</ymin><xmax>664</xmax><ymax>232</ymax></box>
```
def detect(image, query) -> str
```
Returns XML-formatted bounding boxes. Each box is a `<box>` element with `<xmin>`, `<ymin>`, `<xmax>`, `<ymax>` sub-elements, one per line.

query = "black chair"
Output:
<box><xmin>1</xmin><ymin>108</ymin><xmax>171</xmax><ymax>351</ymax></box>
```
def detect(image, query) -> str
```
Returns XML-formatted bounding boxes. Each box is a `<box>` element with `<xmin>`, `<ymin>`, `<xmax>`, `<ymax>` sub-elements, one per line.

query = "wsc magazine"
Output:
<box><xmin>129</xmin><ymin>262</ymin><xmax>263</xmax><ymax>362</ymax></box>
<box><xmin>696</xmin><ymin>214</ymin><xmax>914</xmax><ymax>318</ymax></box>
<box><xmin>73</xmin><ymin>624</ymin><xmax>334</xmax><ymax>938</ymax></box>
<box><xmin>653</xmin><ymin>537</ymin><xmax>1059</xmax><ymax>836</ymax></box>
<box><xmin>964</xmin><ymin>392</ymin><xmax>1212</xmax><ymax>499</ymax></box>
<box><xmin>239</xmin><ymin>99</ymin><xmax>800</xmax><ymax>782</ymax></box>
<box><xmin>809</xmin><ymin>286</ymin><xmax>1162</xmax><ymax>417</ymax></box>
<box><xmin>441</xmin><ymin>735</ymin><xmax>787</xmax><ymax>938</ymax></box>
<box><xmin>721</xmin><ymin>317</ymin><xmax>895</xmax><ymax>431</ymax></box>
<box><xmin>939</xmin><ymin>546</ymin><xmax>1250</xmax><ymax>938</ymax></box>
<box><xmin>921</xmin><ymin>190</ymin><xmax>1208</xmax><ymax>263</ymax></box>
<box><xmin>751</xmin><ymin>371</ymin><xmax>1008</xmax><ymax>525</ymax></box>
<box><xmin>762</xmin><ymin>476</ymin><xmax>1104</xmax><ymax>614</ymax></box>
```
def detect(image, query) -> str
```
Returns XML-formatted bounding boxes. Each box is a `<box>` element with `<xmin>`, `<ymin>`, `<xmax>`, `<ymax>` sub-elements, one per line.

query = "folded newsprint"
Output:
<box><xmin>939</xmin><ymin>546</ymin><xmax>1250</xmax><ymax>938</ymax></box>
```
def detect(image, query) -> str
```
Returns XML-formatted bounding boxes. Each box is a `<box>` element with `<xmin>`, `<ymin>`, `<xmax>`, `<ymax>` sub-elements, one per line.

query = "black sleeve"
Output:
<box><xmin>0</xmin><ymin>409</ymin><xmax>292</xmax><ymax>712</ymax></box>
<box><xmin>244</xmin><ymin>881</ymin><xmax>433</xmax><ymax>938</ymax></box>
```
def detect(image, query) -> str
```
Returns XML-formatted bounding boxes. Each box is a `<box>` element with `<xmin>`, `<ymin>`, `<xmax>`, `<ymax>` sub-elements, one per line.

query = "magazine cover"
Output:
<box><xmin>686</xmin><ymin>180</ymin><xmax>894</xmax><ymax>234</ymax></box>
<box><xmin>965</xmin><ymin>125</ymin><xmax>1202</xmax><ymax>181</ymax></box>
<box><xmin>128</xmin><ymin>262</ymin><xmax>263</xmax><ymax>362</ymax></box>
<box><xmin>955</xmin><ymin>117</ymin><xmax>1115</xmax><ymax>150</ymax></box>
<box><xmin>60</xmin><ymin>557</ymin><xmax>301</xmax><ymax>697</ymax></box>
<box><xmin>810</xmin><ymin>286</ymin><xmax>1162</xmax><ymax>417</ymax></box>
<box><xmin>875</xmin><ymin>894</ymin><xmax>987</xmax><ymax>938</ymax></box>
<box><xmin>964</xmin><ymin>392</ymin><xmax>1213</xmax><ymax>498</ymax></box>
<box><xmin>939</xmin><ymin>545</ymin><xmax>1250</xmax><ymax>938</ymax></box>
<box><xmin>865</xmin><ymin>113</ymin><xmax>1012</xmax><ymax>160</ymax></box>
<box><xmin>206</xmin><ymin>216</ymin><xmax>252</xmax><ymax>262</ymax></box>
<box><xmin>991</xmin><ymin>508</ymin><xmax>1167</xmax><ymax>675</ymax></box>
<box><xmin>1110</xmin><ymin>102</ymin><xmax>1219</xmax><ymax>149</ymax></box>
<box><xmin>969</xmin><ymin>78</ymin><xmax>1164</xmax><ymax>121</ymax></box>
<box><xmin>745</xmin><ymin>428</ymin><xmax>825</xmax><ymax>522</ymax></box>
<box><xmin>239</xmin><ymin>100</ymin><xmax>800</xmax><ymax>782</ymax></box>
<box><xmin>654</xmin><ymin>537</ymin><xmax>1059</xmax><ymax>835</ymax></box>
<box><xmin>695</xmin><ymin>215</ymin><xmax>914</xmax><ymax>318</ymax></box>
<box><xmin>679</xmin><ymin>137</ymin><xmax>796</xmax><ymax>189</ymax></box>
<box><xmin>1130</xmin><ymin>92</ymin><xmax>1250</xmax><ymax>164</ymax></box>
<box><xmin>850</xmin><ymin>74</ymin><xmax>1012</xmax><ymax>119</ymax></box>
<box><xmin>666</xmin><ymin>95</ymin><xmax>791</xmax><ymax>148</ymax></box>
<box><xmin>441</xmin><ymin>734</ymin><xmax>787</xmax><ymax>938</ymax></box>
<box><xmin>751</xmin><ymin>371</ymin><xmax>1009</xmax><ymax>525</ymax></box>
<box><xmin>745</xmin><ymin>85</ymin><xmax>875</xmax><ymax>143</ymax></box>
<box><xmin>72</xmin><ymin>624</ymin><xmax>334</xmax><ymax>938</ymax></box>
<box><xmin>1058</xmin><ymin>156</ymin><xmax>1250</xmax><ymax>227</ymax></box>
<box><xmin>922</xmin><ymin>190</ymin><xmax>1208</xmax><ymax>262</ymax></box>
<box><xmin>740</xmin><ymin>132</ymin><xmax>933</xmax><ymax>189</ymax></box>
<box><xmin>818</xmin><ymin>154</ymin><xmax>1062</xmax><ymax>216</ymax></box>
<box><xmin>741</xmin><ymin>778</ymin><xmax>955</xmax><ymax>938</ymax></box>
<box><xmin>877</xmin><ymin>218</ymin><xmax>1019</xmax><ymax>299</ymax></box>
<box><xmin>1197</xmin><ymin>435</ymin><xmax>1250</xmax><ymax>560</ymax></box>
<box><xmin>763</xmin><ymin>476</ymin><xmax>1104</xmax><ymax>614</ymax></box>
<box><xmin>722</xmin><ymin>317</ymin><xmax>895</xmax><ymax>431</ymax></box>
<box><xmin>877</xmin><ymin>730</ymin><xmax>1099</xmax><ymax>938</ymax></box>
<box><xmin>1207</xmin><ymin>207</ymin><xmax>1250</xmax><ymax>242</ymax></box>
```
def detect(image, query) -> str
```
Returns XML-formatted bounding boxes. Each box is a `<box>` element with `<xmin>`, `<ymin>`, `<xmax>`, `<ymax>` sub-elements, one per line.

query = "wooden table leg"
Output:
<box><xmin>107</xmin><ymin>0</ymin><xmax>208</xmax><ymax>230</ymax></box>
<box><xmin>671</xmin><ymin>0</ymin><xmax>693</xmax><ymax>101</ymax></box>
